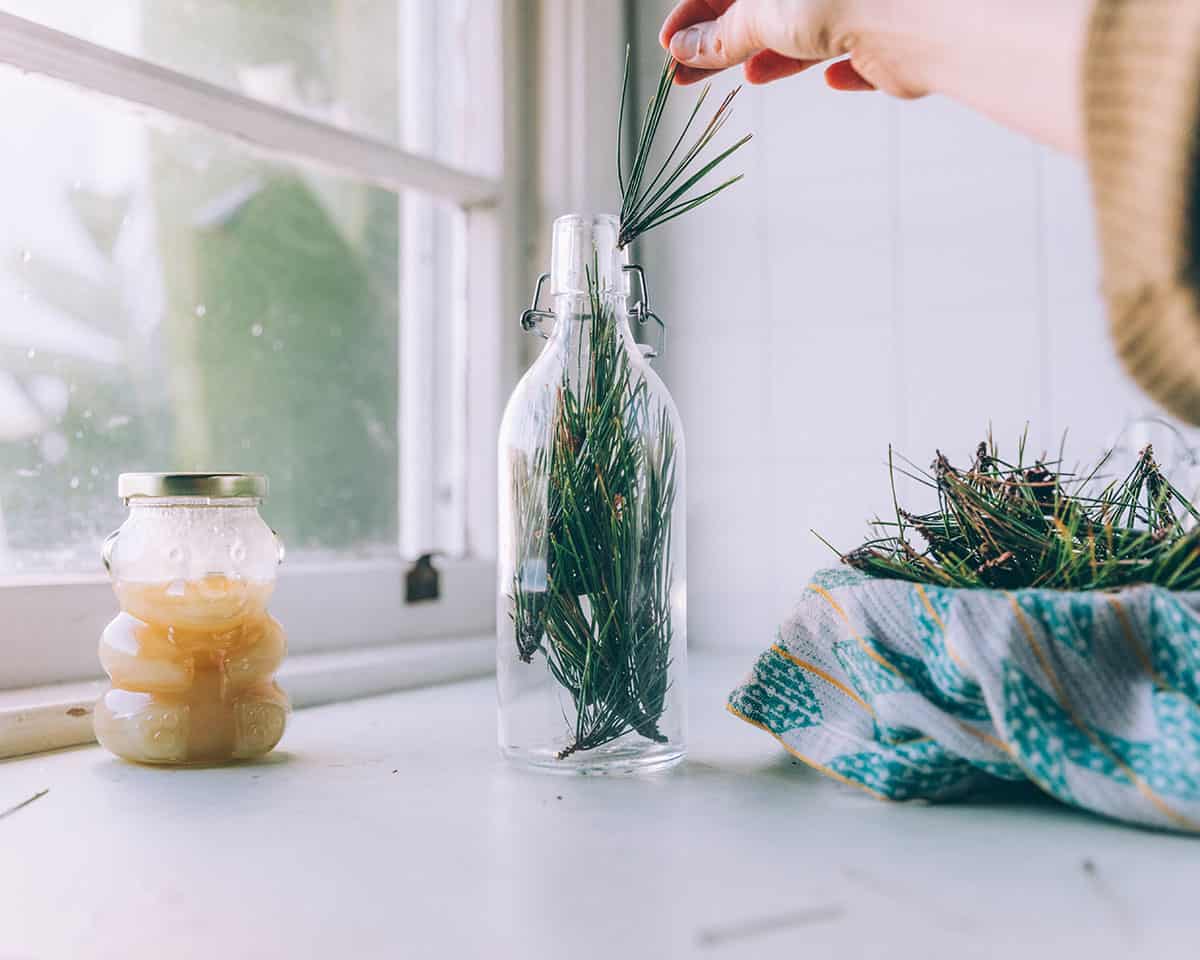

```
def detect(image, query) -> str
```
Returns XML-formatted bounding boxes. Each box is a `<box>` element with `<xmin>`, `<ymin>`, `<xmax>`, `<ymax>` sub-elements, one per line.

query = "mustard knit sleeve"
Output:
<box><xmin>1086</xmin><ymin>0</ymin><xmax>1200</xmax><ymax>424</ymax></box>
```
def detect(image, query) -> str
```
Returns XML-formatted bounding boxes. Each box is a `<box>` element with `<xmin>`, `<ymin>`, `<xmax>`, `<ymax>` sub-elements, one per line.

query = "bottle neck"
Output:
<box><xmin>550</xmin><ymin>292</ymin><xmax>635</xmax><ymax>343</ymax></box>
<box><xmin>549</xmin><ymin>214</ymin><xmax>626</xmax><ymax>299</ymax></box>
<box><xmin>543</xmin><ymin>214</ymin><xmax>639</xmax><ymax>363</ymax></box>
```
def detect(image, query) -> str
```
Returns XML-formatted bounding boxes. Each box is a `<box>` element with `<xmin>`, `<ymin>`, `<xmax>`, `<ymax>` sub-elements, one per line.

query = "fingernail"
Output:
<box><xmin>671</xmin><ymin>26</ymin><xmax>702</xmax><ymax>62</ymax></box>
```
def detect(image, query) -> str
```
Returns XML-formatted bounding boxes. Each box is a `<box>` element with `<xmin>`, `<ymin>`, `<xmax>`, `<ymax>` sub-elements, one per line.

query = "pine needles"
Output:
<box><xmin>831</xmin><ymin>433</ymin><xmax>1200</xmax><ymax>591</ymax></box>
<box><xmin>510</xmin><ymin>267</ymin><xmax>678</xmax><ymax>758</ymax></box>
<box><xmin>617</xmin><ymin>50</ymin><xmax>751</xmax><ymax>249</ymax></box>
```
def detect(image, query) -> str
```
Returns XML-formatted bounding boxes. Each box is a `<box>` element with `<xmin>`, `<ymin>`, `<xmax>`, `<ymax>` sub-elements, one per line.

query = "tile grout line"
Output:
<box><xmin>757</xmin><ymin>89</ymin><xmax>781</xmax><ymax>618</ymax></box>
<box><xmin>1033</xmin><ymin>146</ymin><xmax>1054</xmax><ymax>449</ymax></box>
<box><xmin>887</xmin><ymin>100</ymin><xmax>909</xmax><ymax>453</ymax></box>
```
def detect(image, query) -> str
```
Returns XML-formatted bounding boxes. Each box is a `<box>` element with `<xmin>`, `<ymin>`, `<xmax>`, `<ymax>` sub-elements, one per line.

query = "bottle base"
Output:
<box><xmin>500</xmin><ymin>740</ymin><xmax>685</xmax><ymax>776</ymax></box>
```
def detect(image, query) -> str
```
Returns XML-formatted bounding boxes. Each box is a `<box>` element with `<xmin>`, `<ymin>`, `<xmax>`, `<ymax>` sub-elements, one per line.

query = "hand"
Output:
<box><xmin>659</xmin><ymin>0</ymin><xmax>932</xmax><ymax>99</ymax></box>
<box><xmin>659</xmin><ymin>0</ymin><xmax>1094</xmax><ymax>154</ymax></box>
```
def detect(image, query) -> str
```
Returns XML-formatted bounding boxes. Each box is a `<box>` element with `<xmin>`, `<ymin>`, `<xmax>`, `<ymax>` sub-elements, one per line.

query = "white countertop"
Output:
<box><xmin>3</xmin><ymin>654</ymin><xmax>1197</xmax><ymax>959</ymax></box>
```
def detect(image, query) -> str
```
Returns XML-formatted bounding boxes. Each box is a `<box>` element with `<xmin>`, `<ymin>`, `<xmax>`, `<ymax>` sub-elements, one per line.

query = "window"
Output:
<box><xmin>0</xmin><ymin>2</ymin><xmax>527</xmax><ymax>695</ymax></box>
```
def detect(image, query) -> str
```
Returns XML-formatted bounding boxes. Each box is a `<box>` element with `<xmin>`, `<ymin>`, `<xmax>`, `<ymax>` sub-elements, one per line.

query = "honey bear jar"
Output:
<box><xmin>94</xmin><ymin>473</ymin><xmax>289</xmax><ymax>764</ymax></box>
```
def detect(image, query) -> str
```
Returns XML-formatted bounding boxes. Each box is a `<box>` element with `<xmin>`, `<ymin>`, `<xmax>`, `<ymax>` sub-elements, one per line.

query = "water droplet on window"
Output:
<box><xmin>90</xmin><ymin>465</ymin><xmax>100</xmax><ymax>477</ymax></box>
<box><xmin>40</xmin><ymin>431</ymin><xmax>68</xmax><ymax>464</ymax></box>
<box><xmin>167</xmin><ymin>546</ymin><xmax>184</xmax><ymax>564</ymax></box>
<box><xmin>82</xmin><ymin>408</ymin><xmax>93</xmax><ymax>419</ymax></box>
<box><xmin>29</xmin><ymin>375</ymin><xmax>69</xmax><ymax>418</ymax></box>
<box><xmin>195</xmin><ymin>304</ymin><xmax>207</xmax><ymax>317</ymax></box>
<box><xmin>230</xmin><ymin>541</ymin><xmax>246</xmax><ymax>562</ymax></box>
<box><xmin>26</xmin><ymin>348</ymin><xmax>35</xmax><ymax>360</ymax></box>
<box><xmin>20</xmin><ymin>249</ymin><xmax>31</xmax><ymax>263</ymax></box>
<box><xmin>74</xmin><ymin>430</ymin><xmax>83</xmax><ymax>440</ymax></box>
<box><xmin>250</xmin><ymin>323</ymin><xmax>263</xmax><ymax>337</ymax></box>
<box><xmin>21</xmin><ymin>291</ymin><xmax>29</xmax><ymax>302</ymax></box>
<box><xmin>166</xmin><ymin>579</ymin><xmax>186</xmax><ymax>597</ymax></box>
<box><xmin>271</xmin><ymin>339</ymin><xmax>283</xmax><ymax>352</ymax></box>
<box><xmin>105</xmin><ymin>414</ymin><xmax>131</xmax><ymax>430</ymax></box>
<box><xmin>15</xmin><ymin>468</ymin><xmax>38</xmax><ymax>478</ymax></box>
<box><xmin>68</xmin><ymin>476</ymin><xmax>80</xmax><ymax>489</ymax></box>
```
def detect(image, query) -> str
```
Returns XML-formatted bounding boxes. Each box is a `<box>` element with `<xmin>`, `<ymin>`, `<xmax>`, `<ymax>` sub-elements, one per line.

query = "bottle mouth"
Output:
<box><xmin>550</xmin><ymin>213</ymin><xmax>630</xmax><ymax>297</ymax></box>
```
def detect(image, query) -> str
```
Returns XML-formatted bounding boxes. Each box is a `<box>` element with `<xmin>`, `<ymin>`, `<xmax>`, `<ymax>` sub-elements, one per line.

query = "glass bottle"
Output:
<box><xmin>497</xmin><ymin>214</ymin><xmax>687</xmax><ymax>773</ymax></box>
<box><xmin>94</xmin><ymin>473</ymin><xmax>288</xmax><ymax>765</ymax></box>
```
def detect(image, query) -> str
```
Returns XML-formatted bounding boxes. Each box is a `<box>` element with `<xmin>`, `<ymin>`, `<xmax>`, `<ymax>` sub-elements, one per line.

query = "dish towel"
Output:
<box><xmin>728</xmin><ymin>568</ymin><xmax>1200</xmax><ymax>832</ymax></box>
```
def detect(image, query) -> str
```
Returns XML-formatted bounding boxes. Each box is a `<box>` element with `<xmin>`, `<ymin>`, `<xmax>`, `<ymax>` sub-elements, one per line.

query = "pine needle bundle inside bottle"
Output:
<box><xmin>508</xmin><ymin>53</ymin><xmax>749</xmax><ymax>759</ymax></box>
<box><xmin>513</xmin><ymin>272</ymin><xmax>677</xmax><ymax>756</ymax></box>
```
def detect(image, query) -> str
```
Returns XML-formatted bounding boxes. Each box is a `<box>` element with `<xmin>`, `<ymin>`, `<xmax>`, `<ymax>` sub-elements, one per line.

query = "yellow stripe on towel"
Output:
<box><xmin>725</xmin><ymin>702</ymin><xmax>891</xmax><ymax>802</ymax></box>
<box><xmin>770</xmin><ymin>643</ymin><xmax>875</xmax><ymax>716</ymax></box>
<box><xmin>809</xmin><ymin>582</ymin><xmax>1014</xmax><ymax>759</ymax></box>
<box><xmin>914</xmin><ymin>583</ymin><xmax>972</xmax><ymax>675</ymax></box>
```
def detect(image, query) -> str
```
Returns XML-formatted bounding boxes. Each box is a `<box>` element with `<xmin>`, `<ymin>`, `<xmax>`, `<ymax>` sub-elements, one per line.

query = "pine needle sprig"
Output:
<box><xmin>617</xmin><ymin>49</ymin><xmax>751</xmax><ymax>249</ymax></box>
<box><xmin>825</xmin><ymin>432</ymin><xmax>1200</xmax><ymax>591</ymax></box>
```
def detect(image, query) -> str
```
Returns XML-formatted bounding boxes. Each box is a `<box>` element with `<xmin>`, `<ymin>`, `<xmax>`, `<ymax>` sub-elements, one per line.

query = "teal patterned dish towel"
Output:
<box><xmin>728</xmin><ymin>568</ymin><xmax>1200</xmax><ymax>832</ymax></box>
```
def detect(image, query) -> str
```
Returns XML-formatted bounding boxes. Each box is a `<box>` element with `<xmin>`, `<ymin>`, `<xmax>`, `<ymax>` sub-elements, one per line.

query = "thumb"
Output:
<box><xmin>668</xmin><ymin>3</ymin><xmax>762</xmax><ymax>71</ymax></box>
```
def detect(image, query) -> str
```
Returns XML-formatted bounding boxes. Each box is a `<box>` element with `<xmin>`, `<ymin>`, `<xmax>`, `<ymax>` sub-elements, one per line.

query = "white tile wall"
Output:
<box><xmin>632</xmin><ymin>3</ymin><xmax>1165</xmax><ymax>651</ymax></box>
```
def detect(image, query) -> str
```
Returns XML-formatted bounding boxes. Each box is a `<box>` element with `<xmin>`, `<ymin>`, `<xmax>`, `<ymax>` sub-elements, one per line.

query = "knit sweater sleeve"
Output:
<box><xmin>1086</xmin><ymin>0</ymin><xmax>1200</xmax><ymax>423</ymax></box>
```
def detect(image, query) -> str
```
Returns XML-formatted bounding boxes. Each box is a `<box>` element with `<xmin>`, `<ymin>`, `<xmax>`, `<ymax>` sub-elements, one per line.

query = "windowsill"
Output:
<box><xmin>2</xmin><ymin>653</ymin><xmax>1196</xmax><ymax>958</ymax></box>
<box><xmin>0</xmin><ymin>557</ymin><xmax>495</xmax><ymax>691</ymax></box>
<box><xmin>0</xmin><ymin>633</ymin><xmax>492</xmax><ymax>759</ymax></box>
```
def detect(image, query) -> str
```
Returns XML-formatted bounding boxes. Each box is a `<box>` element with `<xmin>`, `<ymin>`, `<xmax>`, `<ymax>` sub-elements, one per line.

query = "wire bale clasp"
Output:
<box><xmin>520</xmin><ymin>264</ymin><xmax>667</xmax><ymax>359</ymax></box>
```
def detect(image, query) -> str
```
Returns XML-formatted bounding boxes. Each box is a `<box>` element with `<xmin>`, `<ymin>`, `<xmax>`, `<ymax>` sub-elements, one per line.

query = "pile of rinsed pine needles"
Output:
<box><xmin>824</xmin><ymin>433</ymin><xmax>1200</xmax><ymax>591</ymax></box>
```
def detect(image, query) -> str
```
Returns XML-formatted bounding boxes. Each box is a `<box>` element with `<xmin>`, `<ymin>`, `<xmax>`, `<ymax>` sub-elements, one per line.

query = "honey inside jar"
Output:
<box><xmin>94</xmin><ymin>574</ymin><xmax>289</xmax><ymax>765</ymax></box>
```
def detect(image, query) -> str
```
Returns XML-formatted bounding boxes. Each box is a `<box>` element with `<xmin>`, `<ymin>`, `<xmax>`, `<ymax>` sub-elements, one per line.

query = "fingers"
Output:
<box><xmin>668</xmin><ymin>2</ymin><xmax>762</xmax><ymax>73</ymax></box>
<box><xmin>660</xmin><ymin>0</ymin><xmax>875</xmax><ymax>93</ymax></box>
<box><xmin>660</xmin><ymin>0</ymin><xmax>739</xmax><ymax>85</ymax></box>
<box><xmin>744</xmin><ymin>49</ymin><xmax>820</xmax><ymax>85</ymax></box>
<box><xmin>659</xmin><ymin>0</ymin><xmax>735</xmax><ymax>50</ymax></box>
<box><xmin>824</xmin><ymin>59</ymin><xmax>877</xmax><ymax>92</ymax></box>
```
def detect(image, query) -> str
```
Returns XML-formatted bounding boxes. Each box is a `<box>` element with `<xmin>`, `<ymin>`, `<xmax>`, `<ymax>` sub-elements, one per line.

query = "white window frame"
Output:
<box><xmin>0</xmin><ymin>2</ymin><xmax>540</xmax><ymax>755</ymax></box>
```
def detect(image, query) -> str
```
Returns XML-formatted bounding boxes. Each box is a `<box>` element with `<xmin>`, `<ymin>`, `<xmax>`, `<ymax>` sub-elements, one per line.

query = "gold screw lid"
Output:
<box><xmin>117</xmin><ymin>473</ymin><xmax>268</xmax><ymax>500</ymax></box>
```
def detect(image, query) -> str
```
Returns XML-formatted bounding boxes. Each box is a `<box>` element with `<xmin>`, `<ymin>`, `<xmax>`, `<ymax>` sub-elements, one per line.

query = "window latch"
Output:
<box><xmin>405</xmin><ymin>553</ymin><xmax>441</xmax><ymax>604</ymax></box>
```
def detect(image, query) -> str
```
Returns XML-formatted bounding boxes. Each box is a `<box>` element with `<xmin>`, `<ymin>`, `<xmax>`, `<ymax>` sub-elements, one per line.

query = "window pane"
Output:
<box><xmin>0</xmin><ymin>64</ymin><xmax>465</xmax><ymax>575</ymax></box>
<box><xmin>0</xmin><ymin>0</ymin><xmax>501</xmax><ymax>176</ymax></box>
